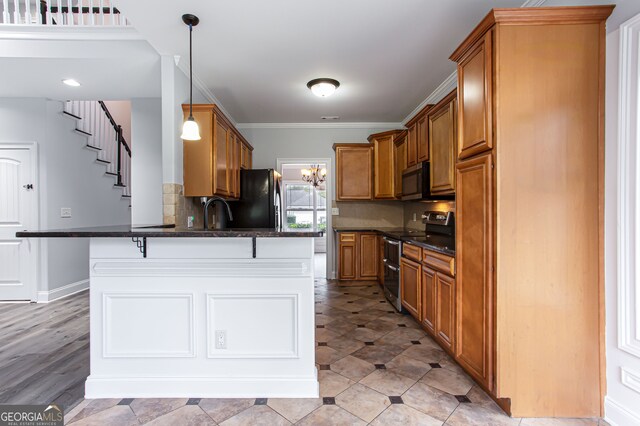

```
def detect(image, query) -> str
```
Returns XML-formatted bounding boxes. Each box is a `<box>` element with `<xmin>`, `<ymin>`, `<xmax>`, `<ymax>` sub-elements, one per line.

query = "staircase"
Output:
<box><xmin>1</xmin><ymin>0</ymin><xmax>129</xmax><ymax>26</ymax></box>
<box><xmin>63</xmin><ymin>100</ymin><xmax>131</xmax><ymax>199</ymax></box>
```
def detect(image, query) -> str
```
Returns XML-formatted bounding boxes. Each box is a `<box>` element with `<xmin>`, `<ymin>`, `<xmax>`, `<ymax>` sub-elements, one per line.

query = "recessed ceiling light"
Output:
<box><xmin>321</xmin><ymin>116</ymin><xmax>340</xmax><ymax>120</ymax></box>
<box><xmin>307</xmin><ymin>78</ymin><xmax>340</xmax><ymax>97</ymax></box>
<box><xmin>62</xmin><ymin>79</ymin><xmax>81</xmax><ymax>87</ymax></box>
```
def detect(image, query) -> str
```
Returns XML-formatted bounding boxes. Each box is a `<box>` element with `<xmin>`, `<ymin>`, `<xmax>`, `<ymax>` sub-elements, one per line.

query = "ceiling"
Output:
<box><xmin>116</xmin><ymin>0</ymin><xmax>528</xmax><ymax>123</ymax></box>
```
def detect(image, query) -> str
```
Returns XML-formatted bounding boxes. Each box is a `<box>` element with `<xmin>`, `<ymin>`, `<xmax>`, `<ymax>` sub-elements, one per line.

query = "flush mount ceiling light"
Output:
<box><xmin>307</xmin><ymin>78</ymin><xmax>340</xmax><ymax>97</ymax></box>
<box><xmin>180</xmin><ymin>13</ymin><xmax>201</xmax><ymax>141</ymax></box>
<box><xmin>62</xmin><ymin>79</ymin><xmax>81</xmax><ymax>87</ymax></box>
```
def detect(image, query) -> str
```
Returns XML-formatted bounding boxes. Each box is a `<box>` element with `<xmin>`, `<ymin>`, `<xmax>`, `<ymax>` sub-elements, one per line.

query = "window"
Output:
<box><xmin>284</xmin><ymin>183</ymin><xmax>326</xmax><ymax>232</ymax></box>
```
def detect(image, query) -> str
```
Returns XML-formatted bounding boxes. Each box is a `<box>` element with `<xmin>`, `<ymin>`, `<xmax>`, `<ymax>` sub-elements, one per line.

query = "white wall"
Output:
<box><xmin>604</xmin><ymin>11</ymin><xmax>640</xmax><ymax>425</ymax></box>
<box><xmin>102</xmin><ymin>100</ymin><xmax>132</xmax><ymax>146</ymax></box>
<box><xmin>0</xmin><ymin>98</ymin><xmax>131</xmax><ymax>299</ymax></box>
<box><xmin>131</xmin><ymin>98</ymin><xmax>163</xmax><ymax>225</ymax></box>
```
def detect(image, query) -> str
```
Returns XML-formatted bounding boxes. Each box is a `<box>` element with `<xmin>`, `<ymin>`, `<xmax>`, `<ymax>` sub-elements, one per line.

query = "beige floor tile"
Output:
<box><xmin>465</xmin><ymin>385</ymin><xmax>497</xmax><ymax>407</ymax></box>
<box><xmin>65</xmin><ymin>399</ymin><xmax>91</xmax><ymax>424</ymax></box>
<box><xmin>350</xmin><ymin>327</ymin><xmax>388</xmax><ymax>342</ymax></box>
<box><xmin>66</xmin><ymin>399</ymin><xmax>118</xmax><ymax>424</ymax></box>
<box><xmin>369</xmin><ymin>404</ymin><xmax>442</xmax><ymax>426</ymax></box>
<box><xmin>401</xmin><ymin>344</ymin><xmax>446</xmax><ymax>363</ymax></box>
<box><xmin>325</xmin><ymin>319</ymin><xmax>358</xmax><ymax>335</ymax></box>
<box><xmin>331</xmin><ymin>355</ymin><xmax>376</xmax><ymax>381</ymax></box>
<box><xmin>297</xmin><ymin>404</ymin><xmax>366</xmax><ymax>426</ymax></box>
<box><xmin>144</xmin><ymin>405</ymin><xmax>215</xmax><ymax>426</ymax></box>
<box><xmin>445</xmin><ymin>403</ymin><xmax>520</xmax><ymax>426</ymax></box>
<box><xmin>326</xmin><ymin>336</ymin><xmax>366</xmax><ymax>354</ymax></box>
<box><xmin>421</xmin><ymin>367</ymin><xmax>474</xmax><ymax>396</ymax></box>
<box><xmin>360</xmin><ymin>369</ymin><xmax>416</xmax><ymax>396</ymax></box>
<box><xmin>315</xmin><ymin>314</ymin><xmax>335</xmax><ymax>326</ymax></box>
<box><xmin>520</xmin><ymin>418</ymin><xmax>599</xmax><ymax>425</ymax></box>
<box><xmin>402</xmin><ymin>382</ymin><xmax>460</xmax><ymax>421</ymax></box>
<box><xmin>199</xmin><ymin>398</ymin><xmax>255</xmax><ymax>423</ymax></box>
<box><xmin>219</xmin><ymin>405</ymin><xmax>290</xmax><ymax>426</ymax></box>
<box><xmin>351</xmin><ymin>345</ymin><xmax>401</xmax><ymax>365</ymax></box>
<box><xmin>68</xmin><ymin>405</ymin><xmax>139</xmax><ymax>426</ymax></box>
<box><xmin>419</xmin><ymin>335</ymin><xmax>445</xmax><ymax>349</ymax></box>
<box><xmin>386</xmin><ymin>354</ymin><xmax>432</xmax><ymax>380</ymax></box>
<box><xmin>365</xmin><ymin>318</ymin><xmax>401</xmax><ymax>333</ymax></box>
<box><xmin>129</xmin><ymin>398</ymin><xmax>188</xmax><ymax>423</ymax></box>
<box><xmin>267</xmin><ymin>398</ymin><xmax>323</xmax><ymax>423</ymax></box>
<box><xmin>316</xmin><ymin>328</ymin><xmax>342</xmax><ymax>342</ymax></box>
<box><xmin>319</xmin><ymin>370</ymin><xmax>355</xmax><ymax>397</ymax></box>
<box><xmin>316</xmin><ymin>345</ymin><xmax>347</xmax><ymax>364</ymax></box>
<box><xmin>335</xmin><ymin>383</ymin><xmax>391</xmax><ymax>422</ymax></box>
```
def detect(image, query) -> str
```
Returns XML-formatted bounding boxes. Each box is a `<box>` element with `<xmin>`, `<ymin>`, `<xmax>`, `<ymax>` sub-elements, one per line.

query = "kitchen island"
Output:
<box><xmin>16</xmin><ymin>225</ymin><xmax>322</xmax><ymax>399</ymax></box>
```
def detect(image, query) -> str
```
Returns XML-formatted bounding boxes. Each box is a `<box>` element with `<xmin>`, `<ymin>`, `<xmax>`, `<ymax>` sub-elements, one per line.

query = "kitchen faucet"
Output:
<box><xmin>201</xmin><ymin>196</ymin><xmax>233</xmax><ymax>230</ymax></box>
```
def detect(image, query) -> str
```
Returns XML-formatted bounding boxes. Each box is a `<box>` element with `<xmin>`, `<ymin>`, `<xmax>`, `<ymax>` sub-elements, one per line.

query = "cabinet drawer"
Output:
<box><xmin>339</xmin><ymin>233</ymin><xmax>356</xmax><ymax>242</ymax></box>
<box><xmin>423</xmin><ymin>250</ymin><xmax>455</xmax><ymax>276</ymax></box>
<box><xmin>402</xmin><ymin>243</ymin><xmax>422</xmax><ymax>262</ymax></box>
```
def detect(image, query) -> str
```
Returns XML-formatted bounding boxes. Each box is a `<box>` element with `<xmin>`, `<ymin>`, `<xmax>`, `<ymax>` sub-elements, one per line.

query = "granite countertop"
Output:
<box><xmin>333</xmin><ymin>226</ymin><xmax>455</xmax><ymax>256</ymax></box>
<box><xmin>16</xmin><ymin>224</ymin><xmax>323</xmax><ymax>238</ymax></box>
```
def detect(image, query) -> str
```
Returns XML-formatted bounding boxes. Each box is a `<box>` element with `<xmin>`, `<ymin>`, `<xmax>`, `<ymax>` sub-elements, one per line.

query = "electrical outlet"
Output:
<box><xmin>215</xmin><ymin>330</ymin><xmax>227</xmax><ymax>349</ymax></box>
<box><xmin>331</xmin><ymin>208</ymin><xmax>339</xmax><ymax>215</ymax></box>
<box><xmin>61</xmin><ymin>208</ymin><xmax>72</xmax><ymax>218</ymax></box>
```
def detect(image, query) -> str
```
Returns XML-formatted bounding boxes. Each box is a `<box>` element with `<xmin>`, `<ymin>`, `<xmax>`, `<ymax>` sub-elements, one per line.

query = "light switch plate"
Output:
<box><xmin>61</xmin><ymin>208</ymin><xmax>72</xmax><ymax>218</ymax></box>
<box><xmin>331</xmin><ymin>208</ymin><xmax>339</xmax><ymax>215</ymax></box>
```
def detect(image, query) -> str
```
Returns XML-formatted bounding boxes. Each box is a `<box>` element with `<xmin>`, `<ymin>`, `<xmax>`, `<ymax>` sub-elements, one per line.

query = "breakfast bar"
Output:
<box><xmin>16</xmin><ymin>226</ymin><xmax>322</xmax><ymax>399</ymax></box>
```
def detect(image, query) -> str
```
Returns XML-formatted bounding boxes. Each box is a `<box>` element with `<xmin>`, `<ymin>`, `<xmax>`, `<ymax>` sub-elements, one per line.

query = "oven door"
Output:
<box><xmin>383</xmin><ymin>262</ymin><xmax>401</xmax><ymax>311</ymax></box>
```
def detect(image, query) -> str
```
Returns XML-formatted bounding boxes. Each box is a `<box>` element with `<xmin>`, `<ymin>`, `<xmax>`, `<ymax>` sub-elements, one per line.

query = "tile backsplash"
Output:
<box><xmin>403</xmin><ymin>200</ymin><xmax>456</xmax><ymax>230</ymax></box>
<box><xmin>332</xmin><ymin>201</ymin><xmax>404</xmax><ymax>228</ymax></box>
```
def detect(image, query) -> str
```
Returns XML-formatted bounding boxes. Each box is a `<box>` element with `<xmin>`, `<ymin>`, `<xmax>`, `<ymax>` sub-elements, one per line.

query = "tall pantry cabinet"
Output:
<box><xmin>451</xmin><ymin>6</ymin><xmax>612</xmax><ymax>418</ymax></box>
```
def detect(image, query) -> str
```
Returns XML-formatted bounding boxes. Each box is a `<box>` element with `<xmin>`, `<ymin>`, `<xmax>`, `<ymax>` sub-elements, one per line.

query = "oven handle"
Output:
<box><xmin>386</xmin><ymin>264</ymin><xmax>399</xmax><ymax>272</ymax></box>
<box><xmin>383</xmin><ymin>237</ymin><xmax>400</xmax><ymax>245</ymax></box>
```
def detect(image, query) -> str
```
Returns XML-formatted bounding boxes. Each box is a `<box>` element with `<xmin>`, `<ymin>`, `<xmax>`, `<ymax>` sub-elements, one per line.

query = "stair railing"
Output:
<box><xmin>1</xmin><ymin>0</ymin><xmax>129</xmax><ymax>26</ymax></box>
<box><xmin>98</xmin><ymin>101</ymin><xmax>131</xmax><ymax>193</ymax></box>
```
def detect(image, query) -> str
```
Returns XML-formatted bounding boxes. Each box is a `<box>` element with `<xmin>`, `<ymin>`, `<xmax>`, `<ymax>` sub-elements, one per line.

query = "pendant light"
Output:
<box><xmin>181</xmin><ymin>14</ymin><xmax>201</xmax><ymax>141</ymax></box>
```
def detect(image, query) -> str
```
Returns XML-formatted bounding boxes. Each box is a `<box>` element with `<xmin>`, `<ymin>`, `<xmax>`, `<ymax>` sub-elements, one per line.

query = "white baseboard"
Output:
<box><xmin>37</xmin><ymin>279</ymin><xmax>89</xmax><ymax>303</ymax></box>
<box><xmin>604</xmin><ymin>396</ymin><xmax>640</xmax><ymax>426</ymax></box>
<box><xmin>84</xmin><ymin>375</ymin><xmax>319</xmax><ymax>399</ymax></box>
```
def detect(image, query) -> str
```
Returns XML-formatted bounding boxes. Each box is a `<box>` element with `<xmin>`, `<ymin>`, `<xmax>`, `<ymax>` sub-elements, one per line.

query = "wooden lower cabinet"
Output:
<box><xmin>400</xmin><ymin>257</ymin><xmax>421</xmax><ymax>319</ymax></box>
<box><xmin>337</xmin><ymin>232</ymin><xmax>377</xmax><ymax>280</ymax></box>
<box><xmin>421</xmin><ymin>266</ymin><xmax>436</xmax><ymax>334</ymax></box>
<box><xmin>455</xmin><ymin>152</ymin><xmax>493</xmax><ymax>391</ymax></box>
<box><xmin>435</xmin><ymin>272</ymin><xmax>455</xmax><ymax>351</ymax></box>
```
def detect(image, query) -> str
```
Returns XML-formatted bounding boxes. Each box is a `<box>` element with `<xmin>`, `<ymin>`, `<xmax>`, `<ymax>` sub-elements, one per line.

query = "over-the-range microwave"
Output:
<box><xmin>401</xmin><ymin>162</ymin><xmax>454</xmax><ymax>201</ymax></box>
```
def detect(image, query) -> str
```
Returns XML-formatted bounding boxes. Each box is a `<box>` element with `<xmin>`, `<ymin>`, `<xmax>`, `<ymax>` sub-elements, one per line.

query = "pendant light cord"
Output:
<box><xmin>189</xmin><ymin>22</ymin><xmax>193</xmax><ymax>119</ymax></box>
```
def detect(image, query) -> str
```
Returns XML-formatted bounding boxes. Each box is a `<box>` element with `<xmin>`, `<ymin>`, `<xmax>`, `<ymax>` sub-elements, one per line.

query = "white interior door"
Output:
<box><xmin>0</xmin><ymin>147</ymin><xmax>37</xmax><ymax>301</ymax></box>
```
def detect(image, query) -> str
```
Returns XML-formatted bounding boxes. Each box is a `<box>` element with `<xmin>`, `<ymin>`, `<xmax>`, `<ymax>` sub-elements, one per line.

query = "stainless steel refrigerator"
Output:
<box><xmin>229</xmin><ymin>169</ymin><xmax>282</xmax><ymax>229</ymax></box>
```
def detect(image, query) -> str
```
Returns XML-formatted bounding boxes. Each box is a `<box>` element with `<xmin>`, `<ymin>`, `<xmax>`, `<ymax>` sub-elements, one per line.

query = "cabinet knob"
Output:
<box><xmin>23</xmin><ymin>184</ymin><xmax>33</xmax><ymax>190</ymax></box>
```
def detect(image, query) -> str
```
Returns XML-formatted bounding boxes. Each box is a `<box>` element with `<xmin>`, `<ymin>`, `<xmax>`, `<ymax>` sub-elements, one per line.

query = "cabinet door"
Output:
<box><xmin>213</xmin><ymin>114</ymin><xmax>231</xmax><ymax>197</ymax></box>
<box><xmin>417</xmin><ymin>114</ymin><xmax>429</xmax><ymax>162</ymax></box>
<box><xmin>457</xmin><ymin>30</ymin><xmax>493</xmax><ymax>160</ymax></box>
<box><xmin>335</xmin><ymin>145</ymin><xmax>373</xmax><ymax>200</ymax></box>
<box><xmin>232</xmin><ymin>134</ymin><xmax>241</xmax><ymax>198</ymax></box>
<box><xmin>378</xmin><ymin>235</ymin><xmax>385</xmax><ymax>286</ymax></box>
<box><xmin>407</xmin><ymin>124</ymin><xmax>417</xmax><ymax>167</ymax></box>
<box><xmin>339</xmin><ymin>233</ymin><xmax>357</xmax><ymax>280</ymax></box>
<box><xmin>429</xmin><ymin>93</ymin><xmax>457</xmax><ymax>195</ymax></box>
<box><xmin>241</xmin><ymin>143</ymin><xmax>250</xmax><ymax>170</ymax></box>
<box><xmin>373</xmin><ymin>135</ymin><xmax>395</xmax><ymax>199</ymax></box>
<box><xmin>455</xmin><ymin>152</ymin><xmax>493</xmax><ymax>391</ymax></box>
<box><xmin>421</xmin><ymin>266</ymin><xmax>436</xmax><ymax>335</ymax></box>
<box><xmin>400</xmin><ymin>257</ymin><xmax>421</xmax><ymax>320</ymax></box>
<box><xmin>359</xmin><ymin>233</ymin><xmax>378</xmax><ymax>279</ymax></box>
<box><xmin>435</xmin><ymin>272</ymin><xmax>455</xmax><ymax>352</ymax></box>
<box><xmin>393</xmin><ymin>136</ymin><xmax>407</xmax><ymax>198</ymax></box>
<box><xmin>183</xmin><ymin>105</ymin><xmax>214</xmax><ymax>197</ymax></box>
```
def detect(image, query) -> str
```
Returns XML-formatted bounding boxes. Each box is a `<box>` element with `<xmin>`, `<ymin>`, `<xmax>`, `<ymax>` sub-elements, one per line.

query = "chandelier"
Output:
<box><xmin>301</xmin><ymin>165</ymin><xmax>327</xmax><ymax>187</ymax></box>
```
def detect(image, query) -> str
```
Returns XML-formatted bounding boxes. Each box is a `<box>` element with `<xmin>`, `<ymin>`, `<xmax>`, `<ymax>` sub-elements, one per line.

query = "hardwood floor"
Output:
<box><xmin>0</xmin><ymin>291</ymin><xmax>89</xmax><ymax>411</ymax></box>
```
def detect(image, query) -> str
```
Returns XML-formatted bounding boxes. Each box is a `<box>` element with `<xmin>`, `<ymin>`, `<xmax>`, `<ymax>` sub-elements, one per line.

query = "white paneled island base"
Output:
<box><xmin>85</xmin><ymin>236</ymin><xmax>318</xmax><ymax>399</ymax></box>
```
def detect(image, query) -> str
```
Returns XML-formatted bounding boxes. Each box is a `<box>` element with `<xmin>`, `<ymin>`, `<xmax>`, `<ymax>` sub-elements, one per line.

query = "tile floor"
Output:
<box><xmin>64</xmin><ymin>280</ymin><xmax>608</xmax><ymax>425</ymax></box>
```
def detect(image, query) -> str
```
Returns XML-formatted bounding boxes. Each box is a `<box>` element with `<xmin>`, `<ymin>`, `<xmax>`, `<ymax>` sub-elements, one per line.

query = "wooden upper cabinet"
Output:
<box><xmin>183</xmin><ymin>104</ymin><xmax>253</xmax><ymax>198</ymax></box>
<box><xmin>359</xmin><ymin>233</ymin><xmax>378</xmax><ymax>278</ymax></box>
<box><xmin>421</xmin><ymin>266</ymin><xmax>436</xmax><ymax>335</ymax></box>
<box><xmin>417</xmin><ymin>114</ymin><xmax>429</xmax><ymax>162</ymax></box>
<box><xmin>240</xmin><ymin>142</ymin><xmax>252</xmax><ymax>170</ymax></box>
<box><xmin>429</xmin><ymin>90</ymin><xmax>457</xmax><ymax>196</ymax></box>
<box><xmin>455</xmin><ymin>152</ymin><xmax>493</xmax><ymax>391</ymax></box>
<box><xmin>400</xmin><ymin>257</ymin><xmax>421</xmax><ymax>320</ymax></box>
<box><xmin>456</xmin><ymin>31</ymin><xmax>493</xmax><ymax>160</ymax></box>
<box><xmin>334</xmin><ymin>144</ymin><xmax>373</xmax><ymax>201</ymax></box>
<box><xmin>393</xmin><ymin>132</ymin><xmax>407</xmax><ymax>198</ymax></box>
<box><xmin>407</xmin><ymin>123</ymin><xmax>417</xmax><ymax>167</ymax></box>
<box><xmin>369</xmin><ymin>130</ymin><xmax>402</xmax><ymax>200</ymax></box>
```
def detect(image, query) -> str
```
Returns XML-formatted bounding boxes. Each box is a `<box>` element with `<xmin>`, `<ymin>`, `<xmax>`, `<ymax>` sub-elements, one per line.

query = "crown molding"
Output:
<box><xmin>401</xmin><ymin>71</ymin><xmax>457</xmax><ymax>125</ymax></box>
<box><xmin>236</xmin><ymin>122</ymin><xmax>403</xmax><ymax>130</ymax></box>
<box><xmin>0</xmin><ymin>25</ymin><xmax>144</xmax><ymax>40</ymax></box>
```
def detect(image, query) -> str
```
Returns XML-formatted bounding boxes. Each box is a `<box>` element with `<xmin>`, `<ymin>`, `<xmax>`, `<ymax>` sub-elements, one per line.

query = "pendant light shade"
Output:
<box><xmin>181</xmin><ymin>116</ymin><xmax>201</xmax><ymax>140</ymax></box>
<box><xmin>181</xmin><ymin>13</ymin><xmax>200</xmax><ymax>141</ymax></box>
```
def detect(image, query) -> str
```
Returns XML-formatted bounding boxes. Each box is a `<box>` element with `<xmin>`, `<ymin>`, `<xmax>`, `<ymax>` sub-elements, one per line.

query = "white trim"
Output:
<box><xmin>237</xmin><ymin>122</ymin><xmax>402</xmax><ymax>130</ymax></box>
<box><xmin>621</xmin><ymin>367</ymin><xmax>640</xmax><ymax>394</ymax></box>
<box><xmin>37</xmin><ymin>279</ymin><xmax>89</xmax><ymax>303</ymax></box>
<box><xmin>616</xmin><ymin>12</ymin><xmax>640</xmax><ymax>358</ymax></box>
<box><xmin>277</xmin><ymin>157</ymin><xmax>333</xmax><ymax>279</ymax></box>
<box><xmin>401</xmin><ymin>71</ymin><xmax>457</xmax><ymax>125</ymax></box>
<box><xmin>520</xmin><ymin>0</ymin><xmax>547</xmax><ymax>7</ymax></box>
<box><xmin>605</xmin><ymin>396</ymin><xmax>640</xmax><ymax>426</ymax></box>
<box><xmin>0</xmin><ymin>25</ymin><xmax>143</xmax><ymax>40</ymax></box>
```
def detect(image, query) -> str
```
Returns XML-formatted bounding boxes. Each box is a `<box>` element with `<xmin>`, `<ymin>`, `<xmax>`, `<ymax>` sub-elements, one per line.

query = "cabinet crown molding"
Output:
<box><xmin>449</xmin><ymin>5</ymin><xmax>615</xmax><ymax>62</ymax></box>
<box><xmin>405</xmin><ymin>104</ymin><xmax>435</xmax><ymax>127</ymax></box>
